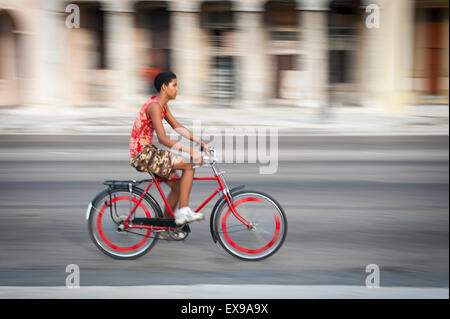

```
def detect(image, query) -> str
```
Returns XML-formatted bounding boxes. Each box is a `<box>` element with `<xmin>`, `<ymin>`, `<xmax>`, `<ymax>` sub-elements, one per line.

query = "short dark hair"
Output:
<box><xmin>154</xmin><ymin>71</ymin><xmax>177</xmax><ymax>92</ymax></box>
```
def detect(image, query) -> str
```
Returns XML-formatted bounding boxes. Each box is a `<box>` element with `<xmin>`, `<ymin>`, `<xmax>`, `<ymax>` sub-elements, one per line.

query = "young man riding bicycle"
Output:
<box><xmin>130</xmin><ymin>71</ymin><xmax>210</xmax><ymax>230</ymax></box>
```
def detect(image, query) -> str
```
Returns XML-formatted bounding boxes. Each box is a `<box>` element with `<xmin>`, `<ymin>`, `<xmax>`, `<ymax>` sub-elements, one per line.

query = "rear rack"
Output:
<box><xmin>103</xmin><ymin>179</ymin><xmax>153</xmax><ymax>186</ymax></box>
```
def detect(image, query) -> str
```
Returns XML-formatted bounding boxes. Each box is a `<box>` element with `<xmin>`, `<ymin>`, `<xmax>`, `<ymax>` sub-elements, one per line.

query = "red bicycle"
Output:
<box><xmin>86</xmin><ymin>147</ymin><xmax>287</xmax><ymax>261</ymax></box>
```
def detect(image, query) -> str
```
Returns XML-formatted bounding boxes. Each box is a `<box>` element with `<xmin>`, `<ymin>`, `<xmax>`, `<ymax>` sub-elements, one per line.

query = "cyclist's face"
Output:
<box><xmin>164</xmin><ymin>79</ymin><xmax>178</xmax><ymax>100</ymax></box>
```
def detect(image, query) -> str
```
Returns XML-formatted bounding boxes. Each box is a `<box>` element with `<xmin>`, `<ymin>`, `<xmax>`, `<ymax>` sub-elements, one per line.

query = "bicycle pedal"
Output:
<box><xmin>169</xmin><ymin>230</ymin><xmax>189</xmax><ymax>241</ymax></box>
<box><xmin>156</xmin><ymin>231</ymin><xmax>170</xmax><ymax>240</ymax></box>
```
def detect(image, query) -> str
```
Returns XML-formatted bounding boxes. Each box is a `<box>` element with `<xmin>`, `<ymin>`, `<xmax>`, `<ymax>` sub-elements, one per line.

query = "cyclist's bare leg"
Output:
<box><xmin>161</xmin><ymin>171</ymin><xmax>181</xmax><ymax>218</ymax></box>
<box><xmin>171</xmin><ymin>160</ymin><xmax>195</xmax><ymax>209</ymax></box>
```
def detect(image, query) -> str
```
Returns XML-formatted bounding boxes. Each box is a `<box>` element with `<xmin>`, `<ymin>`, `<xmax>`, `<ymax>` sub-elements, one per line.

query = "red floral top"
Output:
<box><xmin>130</xmin><ymin>96</ymin><xmax>167</xmax><ymax>158</ymax></box>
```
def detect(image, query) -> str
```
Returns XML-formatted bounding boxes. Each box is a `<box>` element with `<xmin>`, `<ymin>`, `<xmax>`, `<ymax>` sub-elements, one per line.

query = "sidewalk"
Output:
<box><xmin>1</xmin><ymin>284</ymin><xmax>448</xmax><ymax>299</ymax></box>
<box><xmin>0</xmin><ymin>102</ymin><xmax>448</xmax><ymax>135</ymax></box>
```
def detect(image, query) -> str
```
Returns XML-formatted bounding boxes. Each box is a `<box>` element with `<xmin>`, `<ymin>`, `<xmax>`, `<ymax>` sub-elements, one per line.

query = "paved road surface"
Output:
<box><xmin>0</xmin><ymin>135</ymin><xmax>448</xmax><ymax>296</ymax></box>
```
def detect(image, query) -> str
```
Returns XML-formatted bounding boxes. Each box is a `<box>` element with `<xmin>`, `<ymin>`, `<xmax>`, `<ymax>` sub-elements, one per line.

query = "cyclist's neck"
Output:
<box><xmin>155</xmin><ymin>94</ymin><xmax>168</xmax><ymax>110</ymax></box>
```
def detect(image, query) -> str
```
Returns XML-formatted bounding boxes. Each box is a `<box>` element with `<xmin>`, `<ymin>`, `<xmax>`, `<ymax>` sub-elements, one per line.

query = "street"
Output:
<box><xmin>0</xmin><ymin>134</ymin><xmax>448</xmax><ymax>292</ymax></box>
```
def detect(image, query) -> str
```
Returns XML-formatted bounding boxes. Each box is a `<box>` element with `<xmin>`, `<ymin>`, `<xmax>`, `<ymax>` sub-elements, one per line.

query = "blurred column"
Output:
<box><xmin>359</xmin><ymin>0</ymin><xmax>384</xmax><ymax>109</ymax></box>
<box><xmin>0</xmin><ymin>9</ymin><xmax>20</xmax><ymax>106</ymax></box>
<box><xmin>35</xmin><ymin>4</ymin><xmax>66</xmax><ymax>108</ymax></box>
<box><xmin>297</xmin><ymin>0</ymin><xmax>328</xmax><ymax>108</ymax></box>
<box><xmin>235</xmin><ymin>1</ymin><xmax>268</xmax><ymax>107</ymax></box>
<box><xmin>379</xmin><ymin>0</ymin><xmax>415</xmax><ymax>113</ymax></box>
<box><xmin>170</xmin><ymin>1</ymin><xmax>203</xmax><ymax>105</ymax></box>
<box><xmin>104</xmin><ymin>2</ymin><xmax>139</xmax><ymax>111</ymax></box>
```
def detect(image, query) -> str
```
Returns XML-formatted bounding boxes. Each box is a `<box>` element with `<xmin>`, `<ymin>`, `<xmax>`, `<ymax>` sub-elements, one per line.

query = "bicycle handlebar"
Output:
<box><xmin>192</xmin><ymin>146</ymin><xmax>216</xmax><ymax>168</ymax></box>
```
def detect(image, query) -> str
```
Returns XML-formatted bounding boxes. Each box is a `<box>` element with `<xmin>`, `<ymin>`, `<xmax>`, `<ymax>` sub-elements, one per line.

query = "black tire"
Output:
<box><xmin>212</xmin><ymin>190</ymin><xmax>287</xmax><ymax>261</ymax></box>
<box><xmin>87</xmin><ymin>186</ymin><xmax>162</xmax><ymax>260</ymax></box>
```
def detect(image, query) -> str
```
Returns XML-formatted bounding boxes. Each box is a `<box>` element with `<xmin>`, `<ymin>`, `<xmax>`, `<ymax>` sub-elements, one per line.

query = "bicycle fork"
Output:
<box><xmin>212</xmin><ymin>164</ymin><xmax>252</xmax><ymax>230</ymax></box>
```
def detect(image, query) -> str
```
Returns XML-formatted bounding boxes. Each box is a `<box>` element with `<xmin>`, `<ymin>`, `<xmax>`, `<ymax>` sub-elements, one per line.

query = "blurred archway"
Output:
<box><xmin>327</xmin><ymin>0</ymin><xmax>362</xmax><ymax>106</ymax></box>
<box><xmin>135</xmin><ymin>1</ymin><xmax>172</xmax><ymax>95</ymax></box>
<box><xmin>413</xmin><ymin>0</ymin><xmax>449</xmax><ymax>100</ymax></box>
<box><xmin>264</xmin><ymin>0</ymin><xmax>299</xmax><ymax>100</ymax></box>
<box><xmin>0</xmin><ymin>9</ymin><xmax>20</xmax><ymax>106</ymax></box>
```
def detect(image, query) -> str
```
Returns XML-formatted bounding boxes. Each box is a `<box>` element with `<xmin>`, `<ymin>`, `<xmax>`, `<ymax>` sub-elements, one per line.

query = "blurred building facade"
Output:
<box><xmin>0</xmin><ymin>0</ymin><xmax>448</xmax><ymax>112</ymax></box>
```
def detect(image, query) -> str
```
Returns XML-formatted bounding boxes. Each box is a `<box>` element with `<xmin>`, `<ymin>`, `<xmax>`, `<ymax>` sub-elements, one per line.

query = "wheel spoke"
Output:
<box><xmin>253</xmin><ymin>231</ymin><xmax>267</xmax><ymax>247</ymax></box>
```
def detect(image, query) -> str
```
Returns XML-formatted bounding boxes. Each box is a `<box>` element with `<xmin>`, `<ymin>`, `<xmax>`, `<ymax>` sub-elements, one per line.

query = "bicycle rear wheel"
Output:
<box><xmin>213</xmin><ymin>190</ymin><xmax>287</xmax><ymax>261</ymax></box>
<box><xmin>88</xmin><ymin>187</ymin><xmax>161</xmax><ymax>259</ymax></box>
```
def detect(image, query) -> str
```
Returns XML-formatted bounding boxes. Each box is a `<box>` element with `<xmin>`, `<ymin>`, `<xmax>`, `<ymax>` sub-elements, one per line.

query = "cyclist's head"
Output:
<box><xmin>154</xmin><ymin>71</ymin><xmax>177</xmax><ymax>93</ymax></box>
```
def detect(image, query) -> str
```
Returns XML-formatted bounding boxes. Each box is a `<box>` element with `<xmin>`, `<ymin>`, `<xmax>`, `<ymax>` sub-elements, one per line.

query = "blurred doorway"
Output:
<box><xmin>413</xmin><ymin>1</ymin><xmax>449</xmax><ymax>101</ymax></box>
<box><xmin>327</xmin><ymin>0</ymin><xmax>361</xmax><ymax>106</ymax></box>
<box><xmin>426</xmin><ymin>9</ymin><xmax>441</xmax><ymax>95</ymax></box>
<box><xmin>274</xmin><ymin>54</ymin><xmax>297</xmax><ymax>99</ymax></box>
<box><xmin>264</xmin><ymin>0</ymin><xmax>299</xmax><ymax>100</ymax></box>
<box><xmin>135</xmin><ymin>1</ymin><xmax>171</xmax><ymax>95</ymax></box>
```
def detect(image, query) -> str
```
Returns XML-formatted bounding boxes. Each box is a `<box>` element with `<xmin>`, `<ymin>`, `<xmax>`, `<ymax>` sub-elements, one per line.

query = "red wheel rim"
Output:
<box><xmin>97</xmin><ymin>196</ymin><xmax>152</xmax><ymax>252</ymax></box>
<box><xmin>221</xmin><ymin>197</ymin><xmax>280</xmax><ymax>254</ymax></box>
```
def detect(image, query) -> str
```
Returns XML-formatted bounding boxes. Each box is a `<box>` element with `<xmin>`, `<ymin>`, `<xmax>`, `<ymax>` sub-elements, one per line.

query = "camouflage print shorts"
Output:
<box><xmin>130</xmin><ymin>144</ymin><xmax>181</xmax><ymax>178</ymax></box>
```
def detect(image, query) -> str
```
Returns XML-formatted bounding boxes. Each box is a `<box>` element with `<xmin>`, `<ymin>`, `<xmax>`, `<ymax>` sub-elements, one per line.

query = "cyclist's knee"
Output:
<box><xmin>180</xmin><ymin>162</ymin><xmax>195</xmax><ymax>171</ymax></box>
<box><xmin>172</xmin><ymin>160</ymin><xmax>194</xmax><ymax>171</ymax></box>
<box><xmin>187</xmin><ymin>163</ymin><xmax>195</xmax><ymax>171</ymax></box>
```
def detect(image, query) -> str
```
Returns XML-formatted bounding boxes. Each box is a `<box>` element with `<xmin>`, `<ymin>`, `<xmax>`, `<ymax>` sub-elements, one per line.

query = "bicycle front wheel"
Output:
<box><xmin>88</xmin><ymin>187</ymin><xmax>161</xmax><ymax>260</ymax></box>
<box><xmin>213</xmin><ymin>190</ymin><xmax>287</xmax><ymax>261</ymax></box>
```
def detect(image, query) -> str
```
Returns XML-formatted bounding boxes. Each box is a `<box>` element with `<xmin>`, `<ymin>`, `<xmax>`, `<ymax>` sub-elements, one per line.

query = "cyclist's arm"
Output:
<box><xmin>165</xmin><ymin>107</ymin><xmax>208</xmax><ymax>152</ymax></box>
<box><xmin>147</xmin><ymin>103</ymin><xmax>195</xmax><ymax>157</ymax></box>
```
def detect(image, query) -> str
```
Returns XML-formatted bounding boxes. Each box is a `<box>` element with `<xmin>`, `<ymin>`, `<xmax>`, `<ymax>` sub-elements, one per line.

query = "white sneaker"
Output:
<box><xmin>174</xmin><ymin>206</ymin><xmax>204</xmax><ymax>225</ymax></box>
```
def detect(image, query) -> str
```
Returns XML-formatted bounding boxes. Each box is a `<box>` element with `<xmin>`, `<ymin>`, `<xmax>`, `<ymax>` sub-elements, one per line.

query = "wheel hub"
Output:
<box><xmin>116</xmin><ymin>216</ymin><xmax>127</xmax><ymax>233</ymax></box>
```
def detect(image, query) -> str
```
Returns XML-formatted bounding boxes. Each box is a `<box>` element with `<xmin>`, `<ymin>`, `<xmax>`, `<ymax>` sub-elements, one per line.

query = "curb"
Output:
<box><xmin>0</xmin><ymin>285</ymin><xmax>448</xmax><ymax>299</ymax></box>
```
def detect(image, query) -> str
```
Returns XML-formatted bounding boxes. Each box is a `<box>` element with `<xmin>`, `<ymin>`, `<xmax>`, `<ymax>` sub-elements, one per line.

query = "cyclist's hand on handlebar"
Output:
<box><xmin>201</xmin><ymin>142</ymin><xmax>212</xmax><ymax>157</ymax></box>
<box><xmin>192</xmin><ymin>150</ymin><xmax>203</xmax><ymax>167</ymax></box>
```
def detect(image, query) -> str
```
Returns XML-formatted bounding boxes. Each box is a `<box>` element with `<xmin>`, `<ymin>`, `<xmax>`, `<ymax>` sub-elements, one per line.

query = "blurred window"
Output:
<box><xmin>201</xmin><ymin>2</ymin><xmax>237</xmax><ymax>104</ymax></box>
<box><xmin>264</xmin><ymin>1</ymin><xmax>297</xmax><ymax>42</ymax></box>
<box><xmin>269</xmin><ymin>30</ymin><xmax>299</xmax><ymax>42</ymax></box>
<box><xmin>208</xmin><ymin>56</ymin><xmax>236</xmax><ymax>102</ymax></box>
<box><xmin>200</xmin><ymin>2</ymin><xmax>234</xmax><ymax>30</ymax></box>
<box><xmin>264</xmin><ymin>1</ymin><xmax>296</xmax><ymax>27</ymax></box>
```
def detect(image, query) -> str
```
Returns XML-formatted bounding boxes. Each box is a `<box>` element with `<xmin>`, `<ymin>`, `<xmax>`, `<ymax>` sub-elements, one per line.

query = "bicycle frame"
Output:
<box><xmin>122</xmin><ymin>166</ymin><xmax>252</xmax><ymax>232</ymax></box>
